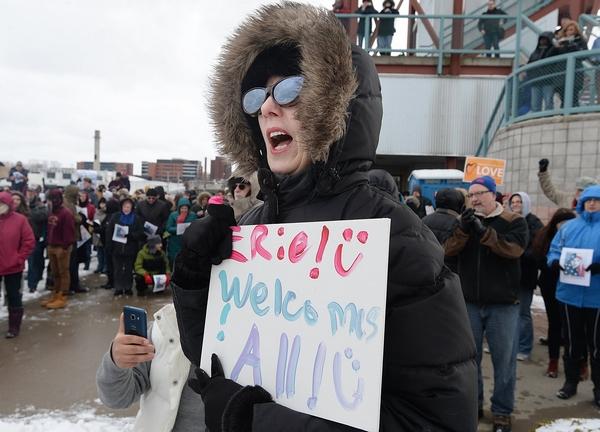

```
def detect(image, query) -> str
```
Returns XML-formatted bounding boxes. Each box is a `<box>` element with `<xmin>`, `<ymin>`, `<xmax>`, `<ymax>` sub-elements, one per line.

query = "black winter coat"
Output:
<box><xmin>173</xmin><ymin>5</ymin><xmax>477</xmax><ymax>432</ymax></box>
<box><xmin>378</xmin><ymin>7</ymin><xmax>399</xmax><ymax>36</ymax></box>
<box><xmin>422</xmin><ymin>209</ymin><xmax>460</xmax><ymax>272</ymax></box>
<box><xmin>446</xmin><ymin>205</ymin><xmax>528</xmax><ymax>304</ymax></box>
<box><xmin>526</xmin><ymin>32</ymin><xmax>556</xmax><ymax>86</ymax></box>
<box><xmin>520</xmin><ymin>213</ymin><xmax>544</xmax><ymax>290</ymax></box>
<box><xmin>106</xmin><ymin>212</ymin><xmax>145</xmax><ymax>257</ymax></box>
<box><xmin>135</xmin><ymin>199</ymin><xmax>171</xmax><ymax>234</ymax></box>
<box><xmin>354</xmin><ymin>5</ymin><xmax>377</xmax><ymax>36</ymax></box>
<box><xmin>477</xmin><ymin>7</ymin><xmax>507</xmax><ymax>35</ymax></box>
<box><xmin>28</xmin><ymin>204</ymin><xmax>48</xmax><ymax>241</ymax></box>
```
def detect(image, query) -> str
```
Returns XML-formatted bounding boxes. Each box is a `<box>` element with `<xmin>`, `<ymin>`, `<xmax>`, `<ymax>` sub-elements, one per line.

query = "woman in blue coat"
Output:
<box><xmin>547</xmin><ymin>185</ymin><xmax>600</xmax><ymax>405</ymax></box>
<box><xmin>166</xmin><ymin>198</ymin><xmax>197</xmax><ymax>269</ymax></box>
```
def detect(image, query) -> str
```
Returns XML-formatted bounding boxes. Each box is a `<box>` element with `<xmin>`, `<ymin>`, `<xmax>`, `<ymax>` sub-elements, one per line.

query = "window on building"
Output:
<box><xmin>63</xmin><ymin>173</ymin><xmax>71</xmax><ymax>179</ymax></box>
<box><xmin>47</xmin><ymin>172</ymin><xmax>56</xmax><ymax>179</ymax></box>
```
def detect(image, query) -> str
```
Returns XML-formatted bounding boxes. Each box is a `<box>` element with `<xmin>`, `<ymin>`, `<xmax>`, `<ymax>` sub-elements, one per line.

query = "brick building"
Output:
<box><xmin>77</xmin><ymin>161</ymin><xmax>133</xmax><ymax>176</ymax></box>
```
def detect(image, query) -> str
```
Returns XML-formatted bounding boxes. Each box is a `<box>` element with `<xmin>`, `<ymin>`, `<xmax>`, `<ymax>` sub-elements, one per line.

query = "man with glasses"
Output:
<box><xmin>445</xmin><ymin>175</ymin><xmax>528</xmax><ymax>432</ymax></box>
<box><xmin>135</xmin><ymin>188</ymin><xmax>171</xmax><ymax>237</ymax></box>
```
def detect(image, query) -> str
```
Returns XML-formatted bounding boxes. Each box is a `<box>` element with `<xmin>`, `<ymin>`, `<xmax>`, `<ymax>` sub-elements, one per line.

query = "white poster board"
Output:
<box><xmin>77</xmin><ymin>225</ymin><xmax>91</xmax><ymax>248</ymax></box>
<box><xmin>176</xmin><ymin>222</ymin><xmax>191</xmax><ymax>235</ymax></box>
<box><xmin>144</xmin><ymin>221</ymin><xmax>158</xmax><ymax>237</ymax></box>
<box><xmin>560</xmin><ymin>248</ymin><xmax>594</xmax><ymax>287</ymax></box>
<box><xmin>153</xmin><ymin>274</ymin><xmax>167</xmax><ymax>293</ymax></box>
<box><xmin>112</xmin><ymin>224</ymin><xmax>129</xmax><ymax>244</ymax></box>
<box><xmin>76</xmin><ymin>206</ymin><xmax>88</xmax><ymax>220</ymax></box>
<box><xmin>201</xmin><ymin>219</ymin><xmax>390</xmax><ymax>431</ymax></box>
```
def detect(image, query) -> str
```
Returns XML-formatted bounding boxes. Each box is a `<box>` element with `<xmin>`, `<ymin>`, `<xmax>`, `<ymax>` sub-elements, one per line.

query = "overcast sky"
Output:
<box><xmin>0</xmin><ymin>0</ymin><xmax>334</xmax><ymax>174</ymax></box>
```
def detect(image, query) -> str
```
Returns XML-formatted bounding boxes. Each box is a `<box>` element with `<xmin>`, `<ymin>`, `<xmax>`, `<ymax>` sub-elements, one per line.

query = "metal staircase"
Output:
<box><xmin>439</xmin><ymin>0</ymin><xmax>555</xmax><ymax>51</ymax></box>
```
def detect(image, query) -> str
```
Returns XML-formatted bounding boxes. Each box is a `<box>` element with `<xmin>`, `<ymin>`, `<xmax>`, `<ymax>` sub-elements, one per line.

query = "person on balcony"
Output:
<box><xmin>550</xmin><ymin>20</ymin><xmax>588</xmax><ymax>108</ymax></box>
<box><xmin>354</xmin><ymin>0</ymin><xmax>377</xmax><ymax>49</ymax></box>
<box><xmin>478</xmin><ymin>0</ymin><xmax>507</xmax><ymax>59</ymax></box>
<box><xmin>377</xmin><ymin>0</ymin><xmax>399</xmax><ymax>56</ymax></box>
<box><xmin>527</xmin><ymin>32</ymin><xmax>556</xmax><ymax>112</ymax></box>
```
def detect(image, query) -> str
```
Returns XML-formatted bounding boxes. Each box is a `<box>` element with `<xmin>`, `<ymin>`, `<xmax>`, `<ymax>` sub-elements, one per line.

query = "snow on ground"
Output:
<box><xmin>2</xmin><ymin>410</ymin><xmax>600</xmax><ymax>432</ymax></box>
<box><xmin>0</xmin><ymin>404</ymin><xmax>134</xmax><ymax>432</ymax></box>
<box><xmin>536</xmin><ymin>418</ymin><xmax>600</xmax><ymax>431</ymax></box>
<box><xmin>531</xmin><ymin>292</ymin><xmax>546</xmax><ymax>312</ymax></box>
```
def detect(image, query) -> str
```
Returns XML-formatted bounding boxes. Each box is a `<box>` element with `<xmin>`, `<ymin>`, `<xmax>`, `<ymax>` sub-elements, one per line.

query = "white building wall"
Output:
<box><xmin>378</xmin><ymin>74</ymin><xmax>504</xmax><ymax>156</ymax></box>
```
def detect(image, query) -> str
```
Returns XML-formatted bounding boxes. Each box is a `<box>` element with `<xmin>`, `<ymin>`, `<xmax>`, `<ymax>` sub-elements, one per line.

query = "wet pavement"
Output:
<box><xmin>1</xmin><ymin>273</ymin><xmax>599</xmax><ymax>431</ymax></box>
<box><xmin>0</xmin><ymin>272</ymin><xmax>170</xmax><ymax>419</ymax></box>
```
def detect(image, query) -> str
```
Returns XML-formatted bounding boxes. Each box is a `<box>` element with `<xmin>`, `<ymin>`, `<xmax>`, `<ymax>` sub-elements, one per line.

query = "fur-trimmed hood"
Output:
<box><xmin>209</xmin><ymin>1</ymin><xmax>382</xmax><ymax>178</ymax></box>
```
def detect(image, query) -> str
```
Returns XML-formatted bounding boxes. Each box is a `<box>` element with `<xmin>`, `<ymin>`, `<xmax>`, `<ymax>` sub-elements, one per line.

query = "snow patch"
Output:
<box><xmin>536</xmin><ymin>418</ymin><xmax>600</xmax><ymax>431</ymax></box>
<box><xmin>531</xmin><ymin>293</ymin><xmax>546</xmax><ymax>312</ymax></box>
<box><xmin>0</xmin><ymin>407</ymin><xmax>134</xmax><ymax>431</ymax></box>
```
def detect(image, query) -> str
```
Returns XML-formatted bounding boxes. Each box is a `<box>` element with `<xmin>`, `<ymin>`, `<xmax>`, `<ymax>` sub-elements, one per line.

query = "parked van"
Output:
<box><xmin>407</xmin><ymin>169</ymin><xmax>470</xmax><ymax>206</ymax></box>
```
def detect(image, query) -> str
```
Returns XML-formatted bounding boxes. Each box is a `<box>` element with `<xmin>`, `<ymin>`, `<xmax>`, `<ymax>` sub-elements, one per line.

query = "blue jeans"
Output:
<box><xmin>483</xmin><ymin>32</ymin><xmax>500</xmax><ymax>58</ymax></box>
<box><xmin>96</xmin><ymin>246</ymin><xmax>106</xmax><ymax>273</ymax></box>
<box><xmin>466</xmin><ymin>302</ymin><xmax>519</xmax><ymax>416</ymax></box>
<box><xmin>27</xmin><ymin>240</ymin><xmax>46</xmax><ymax>290</ymax></box>
<box><xmin>518</xmin><ymin>287</ymin><xmax>534</xmax><ymax>356</ymax></box>
<box><xmin>377</xmin><ymin>35</ymin><xmax>393</xmax><ymax>55</ymax></box>
<box><xmin>530</xmin><ymin>85</ymin><xmax>554</xmax><ymax>112</ymax></box>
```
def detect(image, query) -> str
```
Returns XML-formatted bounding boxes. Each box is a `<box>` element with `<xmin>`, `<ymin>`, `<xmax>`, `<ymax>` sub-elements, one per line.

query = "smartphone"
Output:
<box><xmin>123</xmin><ymin>305</ymin><xmax>148</xmax><ymax>339</ymax></box>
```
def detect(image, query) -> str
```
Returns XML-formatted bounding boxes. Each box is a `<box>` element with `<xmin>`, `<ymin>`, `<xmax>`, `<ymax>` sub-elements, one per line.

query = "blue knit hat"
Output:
<box><xmin>470</xmin><ymin>176</ymin><xmax>496</xmax><ymax>194</ymax></box>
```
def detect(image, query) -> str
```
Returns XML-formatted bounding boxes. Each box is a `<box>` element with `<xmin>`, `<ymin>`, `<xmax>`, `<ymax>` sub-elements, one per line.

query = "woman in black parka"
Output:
<box><xmin>171</xmin><ymin>3</ymin><xmax>477</xmax><ymax>431</ymax></box>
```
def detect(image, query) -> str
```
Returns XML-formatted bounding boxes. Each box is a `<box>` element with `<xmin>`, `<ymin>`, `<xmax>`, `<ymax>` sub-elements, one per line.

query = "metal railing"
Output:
<box><xmin>439</xmin><ymin>0</ymin><xmax>553</xmax><ymax>52</ymax></box>
<box><xmin>477</xmin><ymin>48</ymin><xmax>600</xmax><ymax>156</ymax></box>
<box><xmin>335</xmin><ymin>13</ymin><xmax>524</xmax><ymax>73</ymax></box>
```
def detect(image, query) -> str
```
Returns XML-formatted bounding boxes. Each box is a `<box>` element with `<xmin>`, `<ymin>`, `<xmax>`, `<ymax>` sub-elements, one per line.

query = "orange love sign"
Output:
<box><xmin>463</xmin><ymin>157</ymin><xmax>506</xmax><ymax>185</ymax></box>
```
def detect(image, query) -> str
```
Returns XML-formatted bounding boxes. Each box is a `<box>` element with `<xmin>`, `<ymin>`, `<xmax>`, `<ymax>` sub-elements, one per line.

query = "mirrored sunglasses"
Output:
<box><xmin>242</xmin><ymin>76</ymin><xmax>305</xmax><ymax>116</ymax></box>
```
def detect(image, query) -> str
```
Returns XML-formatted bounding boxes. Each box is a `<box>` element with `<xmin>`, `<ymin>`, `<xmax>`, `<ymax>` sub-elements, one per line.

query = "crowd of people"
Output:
<box><xmin>523</xmin><ymin>15</ymin><xmax>591</xmax><ymax>111</ymax></box>
<box><xmin>410</xmin><ymin>160</ymin><xmax>600</xmax><ymax>431</ymax></box>
<box><xmin>94</xmin><ymin>4</ymin><xmax>598</xmax><ymax>432</ymax></box>
<box><xmin>2</xmin><ymin>3</ymin><xmax>600</xmax><ymax>432</ymax></box>
<box><xmin>0</xmin><ymin>162</ymin><xmax>260</xmax><ymax>335</ymax></box>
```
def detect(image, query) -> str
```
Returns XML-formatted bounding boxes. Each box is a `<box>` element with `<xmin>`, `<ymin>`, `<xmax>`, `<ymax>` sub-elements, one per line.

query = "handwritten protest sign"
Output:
<box><xmin>463</xmin><ymin>156</ymin><xmax>506</xmax><ymax>185</ymax></box>
<box><xmin>201</xmin><ymin>219</ymin><xmax>390</xmax><ymax>431</ymax></box>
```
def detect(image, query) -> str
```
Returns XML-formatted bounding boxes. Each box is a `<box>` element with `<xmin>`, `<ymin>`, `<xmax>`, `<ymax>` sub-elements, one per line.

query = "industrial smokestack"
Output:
<box><xmin>93</xmin><ymin>130</ymin><xmax>101</xmax><ymax>171</ymax></box>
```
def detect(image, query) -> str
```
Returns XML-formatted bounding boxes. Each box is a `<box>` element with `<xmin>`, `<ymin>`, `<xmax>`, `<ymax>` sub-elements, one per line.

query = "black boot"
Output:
<box><xmin>6</xmin><ymin>307</ymin><xmax>24</xmax><ymax>338</ymax></box>
<box><xmin>557</xmin><ymin>357</ymin><xmax>580</xmax><ymax>399</ymax></box>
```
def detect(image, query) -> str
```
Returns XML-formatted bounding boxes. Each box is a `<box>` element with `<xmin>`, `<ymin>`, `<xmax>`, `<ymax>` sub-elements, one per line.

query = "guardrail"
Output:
<box><xmin>477</xmin><ymin>48</ymin><xmax>600</xmax><ymax>156</ymax></box>
<box><xmin>334</xmin><ymin>10</ymin><xmax>546</xmax><ymax>74</ymax></box>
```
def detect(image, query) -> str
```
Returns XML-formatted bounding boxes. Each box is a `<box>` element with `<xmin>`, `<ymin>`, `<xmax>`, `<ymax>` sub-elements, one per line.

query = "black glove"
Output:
<box><xmin>538</xmin><ymin>158</ymin><xmax>549</xmax><ymax>173</ymax></box>
<box><xmin>471</xmin><ymin>216</ymin><xmax>487</xmax><ymax>236</ymax></box>
<box><xmin>459</xmin><ymin>208</ymin><xmax>476</xmax><ymax>232</ymax></box>
<box><xmin>586</xmin><ymin>263</ymin><xmax>600</xmax><ymax>275</ymax></box>
<box><xmin>189</xmin><ymin>354</ymin><xmax>272</xmax><ymax>432</ymax></box>
<box><xmin>172</xmin><ymin>201</ymin><xmax>236</xmax><ymax>290</ymax></box>
<box><xmin>550</xmin><ymin>260</ymin><xmax>565</xmax><ymax>272</ymax></box>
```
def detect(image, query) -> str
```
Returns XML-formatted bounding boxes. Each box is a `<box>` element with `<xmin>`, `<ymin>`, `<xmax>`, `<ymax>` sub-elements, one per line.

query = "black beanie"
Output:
<box><xmin>241</xmin><ymin>44</ymin><xmax>303</xmax><ymax>94</ymax></box>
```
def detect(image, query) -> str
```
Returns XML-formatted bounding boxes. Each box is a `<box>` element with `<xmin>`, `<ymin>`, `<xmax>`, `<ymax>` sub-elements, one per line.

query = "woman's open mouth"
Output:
<box><xmin>268</xmin><ymin>128</ymin><xmax>293</xmax><ymax>153</ymax></box>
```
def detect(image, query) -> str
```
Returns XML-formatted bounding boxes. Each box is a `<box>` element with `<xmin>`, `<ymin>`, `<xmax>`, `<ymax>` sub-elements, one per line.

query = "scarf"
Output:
<box><xmin>119</xmin><ymin>211</ymin><xmax>135</xmax><ymax>226</ymax></box>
